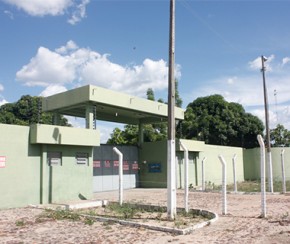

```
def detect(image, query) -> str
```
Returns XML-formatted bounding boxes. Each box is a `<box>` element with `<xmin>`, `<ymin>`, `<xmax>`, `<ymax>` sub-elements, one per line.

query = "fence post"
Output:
<box><xmin>257</xmin><ymin>135</ymin><xmax>266</xmax><ymax>218</ymax></box>
<box><xmin>281</xmin><ymin>149</ymin><xmax>286</xmax><ymax>194</ymax></box>
<box><xmin>218</xmin><ymin>155</ymin><xmax>227</xmax><ymax>215</ymax></box>
<box><xmin>180</xmin><ymin>141</ymin><xmax>189</xmax><ymax>213</ymax></box>
<box><xmin>113</xmin><ymin>147</ymin><xmax>123</xmax><ymax>205</ymax></box>
<box><xmin>232</xmin><ymin>154</ymin><xmax>237</xmax><ymax>193</ymax></box>
<box><xmin>202</xmin><ymin>157</ymin><xmax>207</xmax><ymax>191</ymax></box>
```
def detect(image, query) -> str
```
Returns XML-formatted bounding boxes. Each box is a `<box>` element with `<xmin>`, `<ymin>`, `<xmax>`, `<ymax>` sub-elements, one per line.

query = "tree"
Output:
<box><xmin>175</xmin><ymin>80</ymin><xmax>182</xmax><ymax>108</ymax></box>
<box><xmin>179</xmin><ymin>94</ymin><xmax>264</xmax><ymax>148</ymax></box>
<box><xmin>146</xmin><ymin>88</ymin><xmax>155</xmax><ymax>101</ymax></box>
<box><xmin>107</xmin><ymin>127</ymin><xmax>136</xmax><ymax>145</ymax></box>
<box><xmin>270</xmin><ymin>124</ymin><xmax>290</xmax><ymax>147</ymax></box>
<box><xmin>0</xmin><ymin>95</ymin><xmax>70</xmax><ymax>126</ymax></box>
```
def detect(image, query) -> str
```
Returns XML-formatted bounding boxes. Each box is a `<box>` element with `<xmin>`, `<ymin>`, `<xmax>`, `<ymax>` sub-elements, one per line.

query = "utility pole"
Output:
<box><xmin>261</xmin><ymin>55</ymin><xmax>273</xmax><ymax>193</ymax></box>
<box><xmin>167</xmin><ymin>0</ymin><xmax>176</xmax><ymax>220</ymax></box>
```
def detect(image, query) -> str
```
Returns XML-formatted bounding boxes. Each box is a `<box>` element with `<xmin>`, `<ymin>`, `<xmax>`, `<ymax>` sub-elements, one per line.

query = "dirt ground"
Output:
<box><xmin>1</xmin><ymin>188</ymin><xmax>290</xmax><ymax>243</ymax></box>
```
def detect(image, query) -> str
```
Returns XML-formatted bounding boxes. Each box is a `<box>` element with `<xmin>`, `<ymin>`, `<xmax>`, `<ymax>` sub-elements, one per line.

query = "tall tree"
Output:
<box><xmin>179</xmin><ymin>94</ymin><xmax>264</xmax><ymax>148</ymax></box>
<box><xmin>146</xmin><ymin>88</ymin><xmax>155</xmax><ymax>101</ymax></box>
<box><xmin>0</xmin><ymin>95</ymin><xmax>70</xmax><ymax>126</ymax></box>
<box><xmin>175</xmin><ymin>80</ymin><xmax>182</xmax><ymax>108</ymax></box>
<box><xmin>270</xmin><ymin>124</ymin><xmax>290</xmax><ymax>147</ymax></box>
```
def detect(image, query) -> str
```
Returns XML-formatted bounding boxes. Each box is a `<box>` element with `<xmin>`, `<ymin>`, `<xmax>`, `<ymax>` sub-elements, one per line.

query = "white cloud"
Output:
<box><xmin>2</xmin><ymin>0</ymin><xmax>72</xmax><ymax>16</ymax></box>
<box><xmin>16</xmin><ymin>40</ymin><xmax>178</xmax><ymax>97</ymax></box>
<box><xmin>185</xmin><ymin>55</ymin><xmax>290</xmax><ymax>131</ymax></box>
<box><xmin>4</xmin><ymin>10</ymin><xmax>14</xmax><ymax>19</ymax></box>
<box><xmin>0</xmin><ymin>84</ymin><xmax>7</xmax><ymax>106</ymax></box>
<box><xmin>16</xmin><ymin>46</ymin><xmax>76</xmax><ymax>86</ymax></box>
<box><xmin>282</xmin><ymin>57</ymin><xmax>290</xmax><ymax>66</ymax></box>
<box><xmin>39</xmin><ymin>85</ymin><xmax>67</xmax><ymax>97</ymax></box>
<box><xmin>1</xmin><ymin>0</ymin><xmax>89</xmax><ymax>24</ymax></box>
<box><xmin>0</xmin><ymin>98</ymin><xmax>8</xmax><ymax>106</ymax></box>
<box><xmin>55</xmin><ymin>40</ymin><xmax>78</xmax><ymax>54</ymax></box>
<box><xmin>67</xmin><ymin>0</ymin><xmax>89</xmax><ymax>25</ymax></box>
<box><xmin>249</xmin><ymin>55</ymin><xmax>274</xmax><ymax>72</ymax></box>
<box><xmin>227</xmin><ymin>76</ymin><xmax>237</xmax><ymax>84</ymax></box>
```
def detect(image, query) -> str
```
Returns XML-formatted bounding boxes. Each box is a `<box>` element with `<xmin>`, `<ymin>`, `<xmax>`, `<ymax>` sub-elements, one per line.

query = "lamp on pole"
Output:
<box><xmin>261</xmin><ymin>55</ymin><xmax>273</xmax><ymax>193</ymax></box>
<box><xmin>167</xmin><ymin>0</ymin><xmax>176</xmax><ymax>219</ymax></box>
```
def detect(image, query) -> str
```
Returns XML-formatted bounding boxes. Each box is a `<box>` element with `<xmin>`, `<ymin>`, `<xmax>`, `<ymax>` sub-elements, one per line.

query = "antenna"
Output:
<box><xmin>274</xmin><ymin>89</ymin><xmax>278</xmax><ymax>125</ymax></box>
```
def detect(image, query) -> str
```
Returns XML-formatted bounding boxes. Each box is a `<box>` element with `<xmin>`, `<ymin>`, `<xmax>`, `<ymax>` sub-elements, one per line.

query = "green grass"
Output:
<box><xmin>37</xmin><ymin>208</ymin><xmax>95</xmax><ymax>225</ymax></box>
<box><xmin>15</xmin><ymin>220</ymin><xmax>25</xmax><ymax>227</ymax></box>
<box><xmin>226</xmin><ymin>180</ymin><xmax>290</xmax><ymax>193</ymax></box>
<box><xmin>80</xmin><ymin>202</ymin><xmax>210</xmax><ymax>228</ymax></box>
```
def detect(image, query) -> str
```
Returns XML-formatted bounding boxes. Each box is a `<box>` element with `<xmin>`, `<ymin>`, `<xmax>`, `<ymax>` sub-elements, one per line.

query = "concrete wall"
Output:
<box><xmin>0</xmin><ymin>124</ymin><xmax>95</xmax><ymax>209</ymax></box>
<box><xmin>244</xmin><ymin>147</ymin><xmax>290</xmax><ymax>181</ymax></box>
<box><xmin>139</xmin><ymin>140</ymin><xmax>244</xmax><ymax>188</ymax></box>
<box><xmin>42</xmin><ymin>145</ymin><xmax>93</xmax><ymax>204</ymax></box>
<box><xmin>199</xmin><ymin>145</ymin><xmax>244</xmax><ymax>185</ymax></box>
<box><xmin>178</xmin><ymin>144</ymin><xmax>244</xmax><ymax>187</ymax></box>
<box><xmin>243</xmin><ymin>148</ymin><xmax>261</xmax><ymax>180</ymax></box>
<box><xmin>0</xmin><ymin>124</ymin><xmax>41</xmax><ymax>208</ymax></box>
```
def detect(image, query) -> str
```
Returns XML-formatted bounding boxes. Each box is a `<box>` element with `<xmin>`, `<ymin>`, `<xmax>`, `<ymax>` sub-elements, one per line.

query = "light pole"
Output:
<box><xmin>167</xmin><ymin>0</ymin><xmax>176</xmax><ymax>220</ymax></box>
<box><xmin>261</xmin><ymin>55</ymin><xmax>273</xmax><ymax>193</ymax></box>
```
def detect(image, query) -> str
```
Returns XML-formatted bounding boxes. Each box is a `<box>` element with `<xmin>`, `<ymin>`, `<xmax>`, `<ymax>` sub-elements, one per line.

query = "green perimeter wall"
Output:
<box><xmin>0</xmin><ymin>124</ymin><xmax>95</xmax><ymax>209</ymax></box>
<box><xmin>0</xmin><ymin>124</ymin><xmax>41</xmax><ymax>209</ymax></box>
<box><xmin>139</xmin><ymin>140</ymin><xmax>244</xmax><ymax>188</ymax></box>
<box><xmin>243</xmin><ymin>147</ymin><xmax>290</xmax><ymax>181</ymax></box>
<box><xmin>2</xmin><ymin>123</ymin><xmax>290</xmax><ymax>209</ymax></box>
<box><xmin>198</xmin><ymin>145</ymin><xmax>244</xmax><ymax>186</ymax></box>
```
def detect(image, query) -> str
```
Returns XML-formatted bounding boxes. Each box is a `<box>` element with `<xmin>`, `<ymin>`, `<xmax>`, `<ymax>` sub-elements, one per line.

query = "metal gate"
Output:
<box><xmin>93</xmin><ymin>145</ymin><xmax>139</xmax><ymax>192</ymax></box>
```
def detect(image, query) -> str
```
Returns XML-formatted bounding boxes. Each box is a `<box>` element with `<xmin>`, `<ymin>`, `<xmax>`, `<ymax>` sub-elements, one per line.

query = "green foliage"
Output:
<box><xmin>270</xmin><ymin>124</ymin><xmax>290</xmax><ymax>147</ymax></box>
<box><xmin>146</xmin><ymin>88</ymin><xmax>155</xmax><ymax>101</ymax></box>
<box><xmin>39</xmin><ymin>208</ymin><xmax>95</xmax><ymax>225</ymax></box>
<box><xmin>175</xmin><ymin>80</ymin><xmax>183</xmax><ymax>108</ymax></box>
<box><xmin>41</xmin><ymin>208</ymin><xmax>81</xmax><ymax>221</ymax></box>
<box><xmin>179</xmin><ymin>94</ymin><xmax>264</xmax><ymax>148</ymax></box>
<box><xmin>107</xmin><ymin>203</ymin><xmax>139</xmax><ymax>219</ymax></box>
<box><xmin>226</xmin><ymin>180</ymin><xmax>290</xmax><ymax>193</ymax></box>
<box><xmin>107</xmin><ymin>126</ymin><xmax>138</xmax><ymax>145</ymax></box>
<box><xmin>0</xmin><ymin>95</ymin><xmax>70</xmax><ymax>126</ymax></box>
<box><xmin>15</xmin><ymin>220</ymin><xmax>26</xmax><ymax>227</ymax></box>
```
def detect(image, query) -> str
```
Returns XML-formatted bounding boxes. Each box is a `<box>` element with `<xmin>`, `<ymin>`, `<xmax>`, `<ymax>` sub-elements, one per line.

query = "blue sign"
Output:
<box><xmin>148</xmin><ymin>163</ymin><xmax>161</xmax><ymax>173</ymax></box>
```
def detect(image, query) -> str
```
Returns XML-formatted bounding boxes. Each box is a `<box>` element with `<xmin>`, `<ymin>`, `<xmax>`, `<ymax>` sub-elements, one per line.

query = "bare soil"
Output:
<box><xmin>1</xmin><ymin>189</ymin><xmax>290</xmax><ymax>243</ymax></box>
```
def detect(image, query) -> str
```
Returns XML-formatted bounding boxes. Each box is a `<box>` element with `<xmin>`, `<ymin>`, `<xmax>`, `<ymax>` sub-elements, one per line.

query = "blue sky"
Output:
<box><xmin>1</xmin><ymin>0</ymin><xmax>290</xmax><ymax>142</ymax></box>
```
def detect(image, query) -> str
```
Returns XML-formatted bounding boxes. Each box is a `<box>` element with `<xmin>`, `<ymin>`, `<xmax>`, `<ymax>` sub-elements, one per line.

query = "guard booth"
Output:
<box><xmin>42</xmin><ymin>85</ymin><xmax>184</xmax><ymax>192</ymax></box>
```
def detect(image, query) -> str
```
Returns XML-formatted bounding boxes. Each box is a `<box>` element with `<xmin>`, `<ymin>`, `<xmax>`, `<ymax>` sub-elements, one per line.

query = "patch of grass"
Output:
<box><xmin>227</xmin><ymin>181</ymin><xmax>261</xmax><ymax>192</ymax></box>
<box><xmin>15</xmin><ymin>220</ymin><xmax>25</xmax><ymax>227</ymax></box>
<box><xmin>41</xmin><ymin>209</ymin><xmax>81</xmax><ymax>221</ymax></box>
<box><xmin>226</xmin><ymin>180</ymin><xmax>290</xmax><ymax>193</ymax></box>
<box><xmin>79</xmin><ymin>203</ymin><xmax>212</xmax><ymax>230</ymax></box>
<box><xmin>280</xmin><ymin>212</ymin><xmax>289</xmax><ymax>220</ymax></box>
<box><xmin>84</xmin><ymin>217</ymin><xmax>95</xmax><ymax>225</ymax></box>
<box><xmin>204</xmin><ymin>181</ymin><xmax>222</xmax><ymax>191</ymax></box>
<box><xmin>38</xmin><ymin>208</ymin><xmax>95</xmax><ymax>225</ymax></box>
<box><xmin>106</xmin><ymin>203</ymin><xmax>139</xmax><ymax>219</ymax></box>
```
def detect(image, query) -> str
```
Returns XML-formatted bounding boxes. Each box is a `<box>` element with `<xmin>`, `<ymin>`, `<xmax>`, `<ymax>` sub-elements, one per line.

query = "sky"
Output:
<box><xmin>1</xmin><ymin>0</ymin><xmax>290</xmax><ymax>143</ymax></box>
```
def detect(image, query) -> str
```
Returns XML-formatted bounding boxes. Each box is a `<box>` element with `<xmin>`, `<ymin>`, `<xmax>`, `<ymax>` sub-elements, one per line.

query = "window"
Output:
<box><xmin>47</xmin><ymin>152</ymin><xmax>62</xmax><ymax>166</ymax></box>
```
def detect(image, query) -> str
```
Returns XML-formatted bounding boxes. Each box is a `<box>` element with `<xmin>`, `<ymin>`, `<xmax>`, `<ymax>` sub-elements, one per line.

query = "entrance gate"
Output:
<box><xmin>93</xmin><ymin>145</ymin><xmax>139</xmax><ymax>192</ymax></box>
